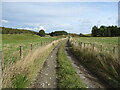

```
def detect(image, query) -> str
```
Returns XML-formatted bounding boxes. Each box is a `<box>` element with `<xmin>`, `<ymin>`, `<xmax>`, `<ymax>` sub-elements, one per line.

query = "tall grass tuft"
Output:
<box><xmin>69</xmin><ymin>39</ymin><xmax>120</xmax><ymax>88</ymax></box>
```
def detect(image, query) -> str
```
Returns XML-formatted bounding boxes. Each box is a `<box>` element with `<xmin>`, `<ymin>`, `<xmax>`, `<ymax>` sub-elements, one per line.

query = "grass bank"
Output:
<box><xmin>69</xmin><ymin>39</ymin><xmax>120</xmax><ymax>88</ymax></box>
<box><xmin>3</xmin><ymin>38</ymin><xmax>61</xmax><ymax>88</ymax></box>
<box><xmin>57</xmin><ymin>40</ymin><xmax>86</xmax><ymax>88</ymax></box>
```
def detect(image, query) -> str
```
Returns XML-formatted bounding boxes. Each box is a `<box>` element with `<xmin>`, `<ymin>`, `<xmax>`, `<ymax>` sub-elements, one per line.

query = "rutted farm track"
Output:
<box><xmin>31</xmin><ymin>40</ymin><xmax>108</xmax><ymax>89</ymax></box>
<box><xmin>31</xmin><ymin>44</ymin><xmax>60</xmax><ymax>88</ymax></box>
<box><xmin>65</xmin><ymin>42</ymin><xmax>107</xmax><ymax>88</ymax></box>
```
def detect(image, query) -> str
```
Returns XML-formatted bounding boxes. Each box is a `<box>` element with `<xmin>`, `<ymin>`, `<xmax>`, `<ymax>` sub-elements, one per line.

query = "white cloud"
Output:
<box><xmin>39</xmin><ymin>26</ymin><xmax>44</xmax><ymax>30</ymax></box>
<box><xmin>24</xmin><ymin>27</ymin><xmax>33</xmax><ymax>30</ymax></box>
<box><xmin>32</xmin><ymin>26</ymin><xmax>46</xmax><ymax>32</ymax></box>
<box><xmin>39</xmin><ymin>26</ymin><xmax>46</xmax><ymax>30</ymax></box>
<box><xmin>18</xmin><ymin>27</ymin><xmax>33</xmax><ymax>30</ymax></box>
<box><xmin>33</xmin><ymin>27</ymin><xmax>38</xmax><ymax>30</ymax></box>
<box><xmin>1</xmin><ymin>20</ymin><xmax>8</xmax><ymax>23</ymax></box>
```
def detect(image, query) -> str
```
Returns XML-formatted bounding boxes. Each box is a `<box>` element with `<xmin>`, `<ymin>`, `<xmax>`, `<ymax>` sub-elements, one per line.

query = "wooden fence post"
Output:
<box><xmin>31</xmin><ymin>44</ymin><xmax>32</xmax><ymax>51</ymax></box>
<box><xmin>100</xmin><ymin>45</ymin><xmax>102</xmax><ymax>52</ymax></box>
<box><xmin>53</xmin><ymin>43</ymin><xmax>54</xmax><ymax>46</ymax></box>
<box><xmin>79</xmin><ymin>42</ymin><xmax>81</xmax><ymax>48</ymax></box>
<box><xmin>93</xmin><ymin>44</ymin><xmax>94</xmax><ymax>51</ymax></box>
<box><xmin>81</xmin><ymin>42</ymin><xmax>82</xmax><ymax>48</ymax></box>
<box><xmin>20</xmin><ymin>46</ymin><xmax>22</xmax><ymax>57</ymax></box>
<box><xmin>113</xmin><ymin>46</ymin><xmax>116</xmax><ymax>53</ymax></box>
<box><xmin>84</xmin><ymin>43</ymin><xmax>85</xmax><ymax>47</ymax></box>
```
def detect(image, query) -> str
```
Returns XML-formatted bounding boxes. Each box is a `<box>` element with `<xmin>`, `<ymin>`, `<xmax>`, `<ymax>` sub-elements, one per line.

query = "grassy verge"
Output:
<box><xmin>12</xmin><ymin>74</ymin><xmax>28</xmax><ymax>88</ymax></box>
<box><xmin>0</xmin><ymin>34</ymin><xmax>2</xmax><ymax>51</ymax></box>
<box><xmin>69</xmin><ymin>39</ymin><xmax>120</xmax><ymax>88</ymax></box>
<box><xmin>3</xmin><ymin>39</ymin><xmax>60</xmax><ymax>88</ymax></box>
<box><xmin>57</xmin><ymin>41</ymin><xmax>86</xmax><ymax>88</ymax></box>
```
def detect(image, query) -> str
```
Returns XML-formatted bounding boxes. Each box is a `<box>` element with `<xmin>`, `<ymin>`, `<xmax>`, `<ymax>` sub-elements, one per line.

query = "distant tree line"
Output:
<box><xmin>92</xmin><ymin>26</ymin><xmax>120</xmax><ymax>37</ymax></box>
<box><xmin>50</xmin><ymin>31</ymin><xmax>68</xmax><ymax>36</ymax></box>
<box><xmin>1</xmin><ymin>27</ymin><xmax>37</xmax><ymax>34</ymax></box>
<box><xmin>1</xmin><ymin>27</ymin><xmax>69</xmax><ymax>37</ymax></box>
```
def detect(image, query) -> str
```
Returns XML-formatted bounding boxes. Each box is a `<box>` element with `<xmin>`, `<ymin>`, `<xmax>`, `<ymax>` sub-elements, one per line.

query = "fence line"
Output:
<box><xmin>18</xmin><ymin>41</ymin><xmax>54</xmax><ymax>58</ymax></box>
<box><xmin>19</xmin><ymin>46</ymin><xmax>22</xmax><ymax>57</ymax></box>
<box><xmin>70</xmin><ymin>39</ymin><xmax>118</xmax><ymax>55</ymax></box>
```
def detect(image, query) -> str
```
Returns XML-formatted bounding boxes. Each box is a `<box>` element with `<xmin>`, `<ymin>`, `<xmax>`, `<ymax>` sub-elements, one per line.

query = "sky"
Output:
<box><xmin>1</xmin><ymin>2</ymin><xmax>118</xmax><ymax>34</ymax></box>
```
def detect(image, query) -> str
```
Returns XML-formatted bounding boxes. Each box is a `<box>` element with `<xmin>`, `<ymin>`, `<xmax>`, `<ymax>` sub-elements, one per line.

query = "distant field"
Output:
<box><xmin>2</xmin><ymin>34</ymin><xmax>59</xmax><ymax>66</ymax></box>
<box><xmin>75</xmin><ymin>37</ymin><xmax>118</xmax><ymax>55</ymax></box>
<box><xmin>75</xmin><ymin>37</ymin><xmax>118</xmax><ymax>45</ymax></box>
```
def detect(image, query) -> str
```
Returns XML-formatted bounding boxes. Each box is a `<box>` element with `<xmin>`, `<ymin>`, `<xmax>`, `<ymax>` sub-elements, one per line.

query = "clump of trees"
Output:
<box><xmin>50</xmin><ymin>31</ymin><xmax>68</xmax><ymax>36</ymax></box>
<box><xmin>79</xmin><ymin>33</ymin><xmax>90</xmax><ymax>37</ymax></box>
<box><xmin>1</xmin><ymin>27</ymin><xmax>37</xmax><ymax>34</ymax></box>
<box><xmin>92</xmin><ymin>25</ymin><xmax>120</xmax><ymax>37</ymax></box>
<box><xmin>38</xmin><ymin>29</ymin><xmax>45</xmax><ymax>37</ymax></box>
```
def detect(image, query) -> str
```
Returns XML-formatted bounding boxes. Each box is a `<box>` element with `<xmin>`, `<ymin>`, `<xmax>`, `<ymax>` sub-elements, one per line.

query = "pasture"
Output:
<box><xmin>75</xmin><ymin>37</ymin><xmax>119</xmax><ymax>56</ymax></box>
<box><xmin>2</xmin><ymin>34</ymin><xmax>59</xmax><ymax>67</ymax></box>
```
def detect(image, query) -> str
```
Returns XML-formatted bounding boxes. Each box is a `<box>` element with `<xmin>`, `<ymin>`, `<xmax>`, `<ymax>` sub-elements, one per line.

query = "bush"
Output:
<box><xmin>38</xmin><ymin>29</ymin><xmax>45</xmax><ymax>37</ymax></box>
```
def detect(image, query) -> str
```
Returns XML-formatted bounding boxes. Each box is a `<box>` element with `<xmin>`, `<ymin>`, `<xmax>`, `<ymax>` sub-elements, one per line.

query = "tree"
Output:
<box><xmin>91</xmin><ymin>25</ymin><xmax>120</xmax><ymax>37</ymax></box>
<box><xmin>38</xmin><ymin>29</ymin><xmax>45</xmax><ymax>37</ymax></box>
<box><xmin>92</xmin><ymin>26</ymin><xmax>98</xmax><ymax>36</ymax></box>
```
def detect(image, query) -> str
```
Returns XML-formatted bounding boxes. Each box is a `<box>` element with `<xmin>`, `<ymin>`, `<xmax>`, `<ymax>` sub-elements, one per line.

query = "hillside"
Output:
<box><xmin>1</xmin><ymin>27</ymin><xmax>37</xmax><ymax>34</ymax></box>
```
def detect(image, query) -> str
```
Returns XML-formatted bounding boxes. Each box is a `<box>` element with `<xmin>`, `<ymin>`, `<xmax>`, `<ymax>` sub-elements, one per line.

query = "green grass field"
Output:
<box><xmin>2</xmin><ymin>34</ymin><xmax>59</xmax><ymax>66</ymax></box>
<box><xmin>75</xmin><ymin>37</ymin><xmax>118</xmax><ymax>45</ymax></box>
<box><xmin>2</xmin><ymin>34</ymin><xmax>120</xmax><ymax>88</ymax></box>
<box><xmin>75</xmin><ymin>37</ymin><xmax>118</xmax><ymax>56</ymax></box>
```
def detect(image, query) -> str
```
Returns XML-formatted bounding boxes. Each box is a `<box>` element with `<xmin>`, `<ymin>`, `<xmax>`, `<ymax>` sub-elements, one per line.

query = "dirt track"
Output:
<box><xmin>65</xmin><ymin>41</ymin><xmax>107</xmax><ymax>88</ymax></box>
<box><xmin>31</xmin><ymin>40</ymin><xmax>108</xmax><ymax>89</ymax></box>
<box><xmin>31</xmin><ymin>44</ymin><xmax>59</xmax><ymax>88</ymax></box>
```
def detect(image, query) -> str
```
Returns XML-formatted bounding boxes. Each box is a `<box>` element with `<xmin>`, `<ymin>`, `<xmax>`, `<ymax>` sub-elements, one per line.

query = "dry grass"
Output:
<box><xmin>2</xmin><ymin>39</ymin><xmax>63</xmax><ymax>88</ymax></box>
<box><xmin>69</xmin><ymin>38</ymin><xmax>120</xmax><ymax>88</ymax></box>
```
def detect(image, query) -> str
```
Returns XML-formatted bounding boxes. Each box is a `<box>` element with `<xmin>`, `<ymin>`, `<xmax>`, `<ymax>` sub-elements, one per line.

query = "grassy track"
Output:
<box><xmin>2</xmin><ymin>34</ymin><xmax>59</xmax><ymax>66</ymax></box>
<box><xmin>57</xmin><ymin>40</ymin><xmax>86</xmax><ymax>88</ymax></box>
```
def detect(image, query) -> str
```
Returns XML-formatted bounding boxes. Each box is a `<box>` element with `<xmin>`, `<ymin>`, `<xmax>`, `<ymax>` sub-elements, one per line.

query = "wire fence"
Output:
<box><xmin>2</xmin><ymin>40</ymin><xmax>55</xmax><ymax>68</ymax></box>
<box><xmin>69</xmin><ymin>38</ymin><xmax>118</xmax><ymax>57</ymax></box>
